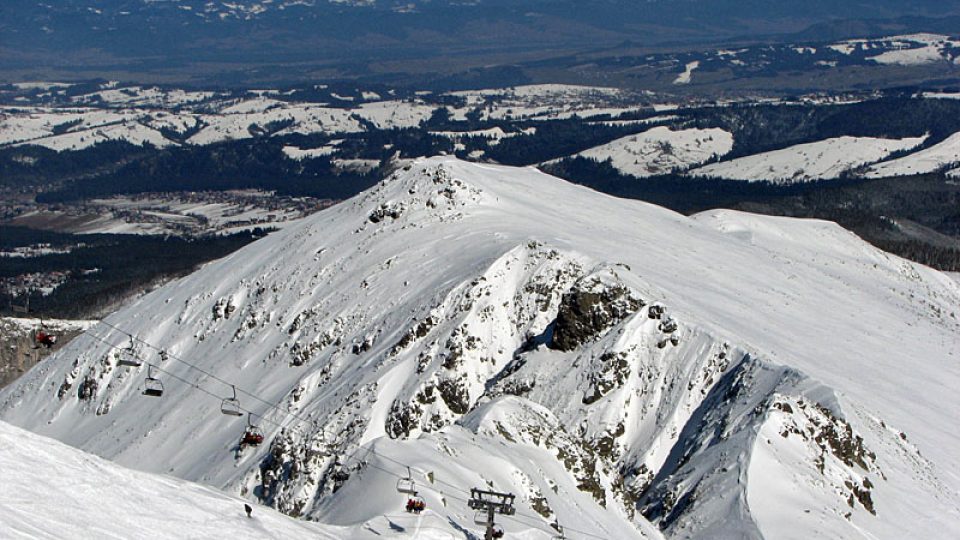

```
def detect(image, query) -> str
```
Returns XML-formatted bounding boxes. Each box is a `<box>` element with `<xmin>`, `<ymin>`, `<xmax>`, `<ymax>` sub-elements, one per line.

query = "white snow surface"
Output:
<box><xmin>2</xmin><ymin>317</ymin><xmax>97</xmax><ymax>334</ymax></box>
<box><xmin>0</xmin><ymin>421</ymin><xmax>340</xmax><ymax>539</ymax></box>
<box><xmin>867</xmin><ymin>34</ymin><xmax>960</xmax><ymax>66</ymax></box>
<box><xmin>14</xmin><ymin>122</ymin><xmax>176</xmax><ymax>151</ymax></box>
<box><xmin>690</xmin><ymin>135</ymin><xmax>926</xmax><ymax>183</ymax></box>
<box><xmin>673</xmin><ymin>61</ymin><xmax>700</xmax><ymax>85</ymax></box>
<box><xmin>827</xmin><ymin>34</ymin><xmax>959</xmax><ymax>65</ymax></box>
<box><xmin>864</xmin><ymin>131</ymin><xmax>960</xmax><ymax>177</ymax></box>
<box><xmin>0</xmin><ymin>107</ymin><xmax>178</xmax><ymax>150</ymax></box>
<box><xmin>565</xmin><ymin>126</ymin><xmax>733</xmax><ymax>177</ymax></box>
<box><xmin>2</xmin><ymin>158</ymin><xmax>959</xmax><ymax>539</ymax></box>
<box><xmin>282</xmin><ymin>144</ymin><xmax>337</xmax><ymax>160</ymax></box>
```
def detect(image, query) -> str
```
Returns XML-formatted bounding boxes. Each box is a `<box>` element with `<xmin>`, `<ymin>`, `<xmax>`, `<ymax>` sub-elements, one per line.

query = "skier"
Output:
<box><xmin>244</xmin><ymin>503</ymin><xmax>252</xmax><ymax>518</ymax></box>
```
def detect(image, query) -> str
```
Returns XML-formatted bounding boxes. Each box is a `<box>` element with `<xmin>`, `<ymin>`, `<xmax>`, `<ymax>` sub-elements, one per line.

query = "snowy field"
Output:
<box><xmin>562</xmin><ymin>126</ymin><xmax>733</xmax><ymax>177</ymax></box>
<box><xmin>827</xmin><ymin>33</ymin><xmax>960</xmax><ymax>66</ymax></box>
<box><xmin>864</xmin><ymin>131</ymin><xmax>960</xmax><ymax>178</ymax></box>
<box><xmin>690</xmin><ymin>135</ymin><xmax>926</xmax><ymax>183</ymax></box>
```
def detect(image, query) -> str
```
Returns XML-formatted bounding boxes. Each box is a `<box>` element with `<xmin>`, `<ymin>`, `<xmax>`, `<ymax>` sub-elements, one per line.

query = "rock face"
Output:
<box><xmin>552</xmin><ymin>269</ymin><xmax>644</xmax><ymax>351</ymax></box>
<box><xmin>0</xmin><ymin>318</ymin><xmax>87</xmax><ymax>389</ymax></box>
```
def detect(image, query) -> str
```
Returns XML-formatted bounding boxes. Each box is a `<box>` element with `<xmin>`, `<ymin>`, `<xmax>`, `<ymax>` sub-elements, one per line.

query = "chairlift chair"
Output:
<box><xmin>143</xmin><ymin>365</ymin><xmax>164</xmax><ymax>397</ymax></box>
<box><xmin>33</xmin><ymin>329</ymin><xmax>57</xmax><ymax>349</ymax></box>
<box><xmin>405</xmin><ymin>494</ymin><xmax>426</xmax><ymax>513</ymax></box>
<box><xmin>241</xmin><ymin>427</ymin><xmax>264</xmax><ymax>446</ymax></box>
<box><xmin>396</xmin><ymin>467</ymin><xmax>417</xmax><ymax>495</ymax></box>
<box><xmin>331</xmin><ymin>462</ymin><xmax>350</xmax><ymax>492</ymax></box>
<box><xmin>117</xmin><ymin>338</ymin><xmax>142</xmax><ymax>367</ymax></box>
<box><xmin>31</xmin><ymin>315</ymin><xmax>58</xmax><ymax>349</ymax></box>
<box><xmin>221</xmin><ymin>385</ymin><xmax>244</xmax><ymax>416</ymax></box>
<box><xmin>241</xmin><ymin>414</ymin><xmax>264</xmax><ymax>446</ymax></box>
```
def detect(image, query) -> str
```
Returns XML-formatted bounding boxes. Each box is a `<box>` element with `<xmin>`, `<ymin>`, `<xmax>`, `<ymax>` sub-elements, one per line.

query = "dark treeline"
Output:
<box><xmin>0</xmin><ymin>142</ymin><xmax>152</xmax><ymax>188</ymax></box>
<box><xmin>872</xmin><ymin>240</ymin><xmax>960</xmax><ymax>271</ymax></box>
<box><xmin>687</xmin><ymin>98</ymin><xmax>960</xmax><ymax>159</ymax></box>
<box><xmin>0</xmin><ymin>226</ymin><xmax>266</xmax><ymax>318</ymax></box>
<box><xmin>34</xmin><ymin>139</ymin><xmax>379</xmax><ymax>203</ymax></box>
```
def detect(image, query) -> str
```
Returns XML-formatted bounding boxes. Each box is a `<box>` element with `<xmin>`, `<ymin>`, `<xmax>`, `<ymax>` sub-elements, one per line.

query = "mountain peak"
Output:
<box><xmin>2</xmin><ymin>158</ymin><xmax>958</xmax><ymax>538</ymax></box>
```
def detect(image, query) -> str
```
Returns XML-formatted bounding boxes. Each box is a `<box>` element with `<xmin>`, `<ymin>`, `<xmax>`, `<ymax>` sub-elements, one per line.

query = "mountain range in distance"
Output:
<box><xmin>4</xmin><ymin>1</ymin><xmax>960</xmax><ymax>87</ymax></box>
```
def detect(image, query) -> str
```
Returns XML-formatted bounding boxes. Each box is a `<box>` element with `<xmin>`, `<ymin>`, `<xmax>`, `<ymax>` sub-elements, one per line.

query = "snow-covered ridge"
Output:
<box><xmin>2</xmin><ymin>158</ymin><xmax>958</xmax><ymax>538</ymax></box>
<box><xmin>690</xmin><ymin>135</ymin><xmax>926</xmax><ymax>183</ymax></box>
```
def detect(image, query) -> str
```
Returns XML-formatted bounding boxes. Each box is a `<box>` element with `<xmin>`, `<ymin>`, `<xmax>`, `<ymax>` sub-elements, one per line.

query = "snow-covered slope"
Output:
<box><xmin>563</xmin><ymin>126</ymin><xmax>733</xmax><ymax>177</ymax></box>
<box><xmin>690</xmin><ymin>135</ymin><xmax>925</xmax><ymax>183</ymax></box>
<box><xmin>2</xmin><ymin>158</ymin><xmax>959</xmax><ymax>538</ymax></box>
<box><xmin>0</xmin><ymin>107</ymin><xmax>179</xmax><ymax>150</ymax></box>
<box><xmin>0</xmin><ymin>420</ymin><xmax>339</xmax><ymax>539</ymax></box>
<box><xmin>863</xmin><ymin>34</ymin><xmax>960</xmax><ymax>66</ymax></box>
<box><xmin>864</xmin><ymin>131</ymin><xmax>960</xmax><ymax>178</ymax></box>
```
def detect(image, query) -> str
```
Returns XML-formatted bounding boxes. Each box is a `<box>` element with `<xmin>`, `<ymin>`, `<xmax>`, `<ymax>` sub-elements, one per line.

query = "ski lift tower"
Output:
<box><xmin>468</xmin><ymin>488</ymin><xmax>515</xmax><ymax>540</ymax></box>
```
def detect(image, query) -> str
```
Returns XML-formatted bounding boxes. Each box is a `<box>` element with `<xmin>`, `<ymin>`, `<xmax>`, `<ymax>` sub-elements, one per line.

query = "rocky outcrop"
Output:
<box><xmin>551</xmin><ymin>270</ymin><xmax>644</xmax><ymax>351</ymax></box>
<box><xmin>0</xmin><ymin>318</ymin><xmax>86</xmax><ymax>389</ymax></box>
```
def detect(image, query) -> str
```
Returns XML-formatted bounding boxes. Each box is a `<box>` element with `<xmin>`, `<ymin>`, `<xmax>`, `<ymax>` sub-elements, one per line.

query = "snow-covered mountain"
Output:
<box><xmin>2</xmin><ymin>157</ymin><xmax>959</xmax><ymax>538</ymax></box>
<box><xmin>0</xmin><ymin>420</ymin><xmax>339</xmax><ymax>539</ymax></box>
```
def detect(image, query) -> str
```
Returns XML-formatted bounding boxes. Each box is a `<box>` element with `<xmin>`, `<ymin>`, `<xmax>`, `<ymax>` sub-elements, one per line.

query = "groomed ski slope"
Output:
<box><xmin>0</xmin><ymin>420</ymin><xmax>341</xmax><ymax>540</ymax></box>
<box><xmin>2</xmin><ymin>158</ymin><xmax>959</xmax><ymax>538</ymax></box>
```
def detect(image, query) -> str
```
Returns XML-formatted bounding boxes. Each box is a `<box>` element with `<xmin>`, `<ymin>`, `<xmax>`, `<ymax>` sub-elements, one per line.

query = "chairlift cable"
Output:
<box><xmin>96</xmin><ymin>320</ymin><xmax>326</xmax><ymax>432</ymax></box>
<box><xmin>82</xmin><ymin>325</ymin><xmax>619</xmax><ymax>540</ymax></box>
